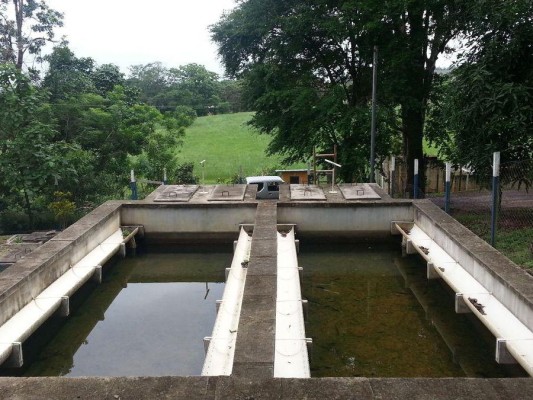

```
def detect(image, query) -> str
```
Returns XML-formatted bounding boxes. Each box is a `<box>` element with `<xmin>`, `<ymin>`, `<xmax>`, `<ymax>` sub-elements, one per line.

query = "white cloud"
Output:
<box><xmin>46</xmin><ymin>0</ymin><xmax>236</xmax><ymax>76</ymax></box>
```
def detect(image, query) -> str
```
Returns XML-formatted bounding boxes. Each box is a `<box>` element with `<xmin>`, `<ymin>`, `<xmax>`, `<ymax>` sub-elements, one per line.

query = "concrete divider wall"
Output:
<box><xmin>120</xmin><ymin>204</ymin><xmax>257</xmax><ymax>240</ymax></box>
<box><xmin>413</xmin><ymin>200</ymin><xmax>533</xmax><ymax>332</ymax></box>
<box><xmin>278</xmin><ymin>202</ymin><xmax>413</xmax><ymax>238</ymax></box>
<box><xmin>0</xmin><ymin>202</ymin><xmax>121</xmax><ymax>326</ymax></box>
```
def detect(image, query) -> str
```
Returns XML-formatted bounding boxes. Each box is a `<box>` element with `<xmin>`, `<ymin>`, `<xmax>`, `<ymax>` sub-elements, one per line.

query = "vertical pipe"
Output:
<box><xmin>130</xmin><ymin>169</ymin><xmax>138</xmax><ymax>200</ymax></box>
<box><xmin>445</xmin><ymin>162</ymin><xmax>451</xmax><ymax>213</ymax></box>
<box><xmin>491</xmin><ymin>152</ymin><xmax>500</xmax><ymax>247</ymax></box>
<box><xmin>313</xmin><ymin>147</ymin><xmax>317</xmax><ymax>185</ymax></box>
<box><xmin>163</xmin><ymin>168</ymin><xmax>167</xmax><ymax>185</ymax></box>
<box><xmin>369</xmin><ymin>45</ymin><xmax>378</xmax><ymax>183</ymax></box>
<box><xmin>389</xmin><ymin>156</ymin><xmax>396</xmax><ymax>197</ymax></box>
<box><xmin>413</xmin><ymin>159</ymin><xmax>419</xmax><ymax>199</ymax></box>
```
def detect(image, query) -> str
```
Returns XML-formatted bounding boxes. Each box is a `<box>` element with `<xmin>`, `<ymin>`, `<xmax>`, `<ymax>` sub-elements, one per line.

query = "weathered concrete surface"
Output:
<box><xmin>290</xmin><ymin>185</ymin><xmax>326</xmax><ymax>201</ymax></box>
<box><xmin>278</xmin><ymin>201</ymin><xmax>412</xmax><ymax>240</ymax></box>
<box><xmin>120</xmin><ymin>203</ymin><xmax>256</xmax><ymax>242</ymax></box>
<box><xmin>232</xmin><ymin>202</ymin><xmax>277</xmax><ymax>379</ymax></box>
<box><xmin>339</xmin><ymin>183</ymin><xmax>382</xmax><ymax>200</ymax></box>
<box><xmin>0</xmin><ymin>202</ymin><xmax>121</xmax><ymax>326</ymax></box>
<box><xmin>413</xmin><ymin>200</ymin><xmax>533</xmax><ymax>333</ymax></box>
<box><xmin>0</xmin><ymin>377</ymin><xmax>532</xmax><ymax>400</ymax></box>
<box><xmin>208</xmin><ymin>185</ymin><xmax>247</xmax><ymax>202</ymax></box>
<box><xmin>153</xmin><ymin>185</ymin><xmax>199</xmax><ymax>202</ymax></box>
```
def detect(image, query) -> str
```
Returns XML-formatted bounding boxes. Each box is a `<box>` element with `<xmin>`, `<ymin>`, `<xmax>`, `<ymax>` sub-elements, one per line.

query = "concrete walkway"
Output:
<box><xmin>232</xmin><ymin>202</ymin><xmax>278</xmax><ymax>378</ymax></box>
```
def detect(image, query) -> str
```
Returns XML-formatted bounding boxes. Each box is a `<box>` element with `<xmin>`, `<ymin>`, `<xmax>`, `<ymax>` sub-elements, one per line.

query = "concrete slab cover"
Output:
<box><xmin>339</xmin><ymin>183</ymin><xmax>381</xmax><ymax>200</ymax></box>
<box><xmin>208</xmin><ymin>185</ymin><xmax>246</xmax><ymax>202</ymax></box>
<box><xmin>153</xmin><ymin>185</ymin><xmax>198</xmax><ymax>202</ymax></box>
<box><xmin>290</xmin><ymin>185</ymin><xmax>326</xmax><ymax>201</ymax></box>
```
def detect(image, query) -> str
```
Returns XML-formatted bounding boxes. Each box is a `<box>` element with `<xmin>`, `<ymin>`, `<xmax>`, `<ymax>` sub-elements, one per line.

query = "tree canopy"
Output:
<box><xmin>427</xmin><ymin>0</ymin><xmax>533</xmax><ymax>176</ymax></box>
<box><xmin>127</xmin><ymin>62</ymin><xmax>246</xmax><ymax>116</ymax></box>
<box><xmin>0</xmin><ymin>0</ymin><xmax>63</xmax><ymax>70</ymax></box>
<box><xmin>211</xmin><ymin>0</ymin><xmax>469</xmax><ymax>191</ymax></box>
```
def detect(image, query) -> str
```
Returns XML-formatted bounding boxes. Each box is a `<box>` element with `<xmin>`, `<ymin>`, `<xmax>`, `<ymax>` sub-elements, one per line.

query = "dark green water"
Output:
<box><xmin>19</xmin><ymin>247</ymin><xmax>230</xmax><ymax>377</ymax></box>
<box><xmin>300</xmin><ymin>242</ymin><xmax>527</xmax><ymax>378</ymax></box>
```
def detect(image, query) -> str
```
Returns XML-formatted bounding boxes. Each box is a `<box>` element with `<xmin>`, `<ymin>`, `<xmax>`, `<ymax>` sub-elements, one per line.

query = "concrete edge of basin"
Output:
<box><xmin>413</xmin><ymin>200</ymin><xmax>533</xmax><ymax>318</ymax></box>
<box><xmin>0</xmin><ymin>377</ymin><xmax>532</xmax><ymax>400</ymax></box>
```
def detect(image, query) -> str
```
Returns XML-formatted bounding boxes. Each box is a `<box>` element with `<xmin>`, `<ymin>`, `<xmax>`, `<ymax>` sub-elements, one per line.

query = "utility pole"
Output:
<box><xmin>369</xmin><ymin>45</ymin><xmax>378</xmax><ymax>183</ymax></box>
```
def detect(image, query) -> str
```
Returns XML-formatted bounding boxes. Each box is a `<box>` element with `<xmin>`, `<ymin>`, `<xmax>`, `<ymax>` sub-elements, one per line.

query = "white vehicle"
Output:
<box><xmin>246</xmin><ymin>176</ymin><xmax>284</xmax><ymax>199</ymax></box>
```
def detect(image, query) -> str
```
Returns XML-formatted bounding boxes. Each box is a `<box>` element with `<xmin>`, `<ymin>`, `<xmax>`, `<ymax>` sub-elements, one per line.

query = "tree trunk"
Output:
<box><xmin>402</xmin><ymin>105</ymin><xmax>425</xmax><ymax>197</ymax></box>
<box><xmin>14</xmin><ymin>0</ymin><xmax>24</xmax><ymax>69</ymax></box>
<box><xmin>23</xmin><ymin>187</ymin><xmax>34</xmax><ymax>229</ymax></box>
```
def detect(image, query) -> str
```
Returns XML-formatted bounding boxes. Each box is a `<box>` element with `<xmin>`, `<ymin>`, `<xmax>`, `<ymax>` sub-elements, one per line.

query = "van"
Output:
<box><xmin>246</xmin><ymin>176</ymin><xmax>284</xmax><ymax>199</ymax></box>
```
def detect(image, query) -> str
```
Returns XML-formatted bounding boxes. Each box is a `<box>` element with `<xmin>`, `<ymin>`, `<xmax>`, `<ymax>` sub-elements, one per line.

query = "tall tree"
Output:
<box><xmin>0</xmin><ymin>0</ymin><xmax>63</xmax><ymax>70</ymax></box>
<box><xmin>211</xmin><ymin>0</ymin><xmax>467</xmax><ymax>191</ymax></box>
<box><xmin>427</xmin><ymin>0</ymin><xmax>533</xmax><ymax>177</ymax></box>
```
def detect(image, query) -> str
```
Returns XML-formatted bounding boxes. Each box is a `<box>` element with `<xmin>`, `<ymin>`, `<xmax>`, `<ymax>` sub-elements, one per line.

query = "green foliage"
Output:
<box><xmin>427</xmin><ymin>0</ymin><xmax>533</xmax><ymax>177</ymax></box>
<box><xmin>43</xmin><ymin>45</ymin><xmax>96</xmax><ymax>101</ymax></box>
<box><xmin>173</xmin><ymin>105</ymin><xmax>197</xmax><ymax>127</ymax></box>
<box><xmin>0</xmin><ymin>0</ymin><xmax>63</xmax><ymax>69</ymax></box>
<box><xmin>48</xmin><ymin>191</ymin><xmax>76</xmax><ymax>229</ymax></box>
<box><xmin>126</xmin><ymin>62</ymin><xmax>247</xmax><ymax>116</ymax></box>
<box><xmin>211</xmin><ymin>0</ymin><xmax>466</xmax><ymax>188</ymax></box>
<box><xmin>173</xmin><ymin>162</ymin><xmax>197</xmax><ymax>184</ymax></box>
<box><xmin>0</xmin><ymin>64</ymin><xmax>76</xmax><ymax>227</ymax></box>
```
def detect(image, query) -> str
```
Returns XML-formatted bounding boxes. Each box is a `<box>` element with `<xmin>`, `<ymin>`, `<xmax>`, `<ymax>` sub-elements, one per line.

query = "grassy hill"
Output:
<box><xmin>178</xmin><ymin>112</ymin><xmax>303</xmax><ymax>183</ymax></box>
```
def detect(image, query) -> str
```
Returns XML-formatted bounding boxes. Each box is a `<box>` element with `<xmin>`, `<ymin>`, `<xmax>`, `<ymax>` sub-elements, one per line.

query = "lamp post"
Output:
<box><xmin>200</xmin><ymin>160</ymin><xmax>206</xmax><ymax>184</ymax></box>
<box><xmin>324</xmin><ymin>159</ymin><xmax>342</xmax><ymax>194</ymax></box>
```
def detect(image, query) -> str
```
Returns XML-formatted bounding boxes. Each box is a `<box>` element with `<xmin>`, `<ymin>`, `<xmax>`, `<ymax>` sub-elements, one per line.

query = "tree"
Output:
<box><xmin>127</xmin><ymin>62</ymin><xmax>170</xmax><ymax>106</ymax></box>
<box><xmin>91</xmin><ymin>63</ymin><xmax>125</xmax><ymax>97</ymax></box>
<box><xmin>0</xmin><ymin>64</ymin><xmax>77</xmax><ymax>227</ymax></box>
<box><xmin>126</xmin><ymin>62</ymin><xmax>231</xmax><ymax>116</ymax></box>
<box><xmin>427</xmin><ymin>0</ymin><xmax>533</xmax><ymax>177</ymax></box>
<box><xmin>42</xmin><ymin>45</ymin><xmax>96</xmax><ymax>101</ymax></box>
<box><xmin>167</xmin><ymin>63</ymin><xmax>221</xmax><ymax>115</ymax></box>
<box><xmin>0</xmin><ymin>0</ymin><xmax>63</xmax><ymax>70</ymax></box>
<box><xmin>211</xmin><ymin>0</ymin><xmax>467</xmax><ymax>191</ymax></box>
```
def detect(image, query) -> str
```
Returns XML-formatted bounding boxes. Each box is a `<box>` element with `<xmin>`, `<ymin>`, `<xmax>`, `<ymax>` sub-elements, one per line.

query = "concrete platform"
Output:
<box><xmin>339</xmin><ymin>183</ymin><xmax>381</xmax><ymax>200</ymax></box>
<box><xmin>208</xmin><ymin>185</ymin><xmax>247</xmax><ymax>202</ymax></box>
<box><xmin>153</xmin><ymin>185</ymin><xmax>199</xmax><ymax>202</ymax></box>
<box><xmin>289</xmin><ymin>185</ymin><xmax>326</xmax><ymax>201</ymax></box>
<box><xmin>0</xmin><ymin>377</ymin><xmax>532</xmax><ymax>400</ymax></box>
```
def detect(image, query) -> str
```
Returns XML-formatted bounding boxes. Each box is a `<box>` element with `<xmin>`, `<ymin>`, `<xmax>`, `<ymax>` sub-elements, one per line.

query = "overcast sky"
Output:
<box><xmin>46</xmin><ymin>0</ymin><xmax>237</xmax><ymax>77</ymax></box>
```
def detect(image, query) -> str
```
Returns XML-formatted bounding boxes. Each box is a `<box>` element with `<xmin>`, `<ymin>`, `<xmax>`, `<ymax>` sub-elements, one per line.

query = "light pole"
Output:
<box><xmin>200</xmin><ymin>160</ymin><xmax>206</xmax><ymax>184</ymax></box>
<box><xmin>324</xmin><ymin>159</ymin><xmax>342</xmax><ymax>193</ymax></box>
<box><xmin>370</xmin><ymin>45</ymin><xmax>378</xmax><ymax>183</ymax></box>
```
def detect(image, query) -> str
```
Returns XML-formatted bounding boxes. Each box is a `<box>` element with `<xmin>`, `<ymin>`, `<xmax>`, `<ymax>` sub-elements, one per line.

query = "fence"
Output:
<box><xmin>381</xmin><ymin>155</ymin><xmax>533</xmax><ymax>269</ymax></box>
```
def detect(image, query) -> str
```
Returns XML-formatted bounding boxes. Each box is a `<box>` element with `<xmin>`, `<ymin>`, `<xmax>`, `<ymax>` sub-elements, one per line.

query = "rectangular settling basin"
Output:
<box><xmin>299</xmin><ymin>241</ymin><xmax>527</xmax><ymax>378</ymax></box>
<box><xmin>5</xmin><ymin>245</ymin><xmax>231</xmax><ymax>377</ymax></box>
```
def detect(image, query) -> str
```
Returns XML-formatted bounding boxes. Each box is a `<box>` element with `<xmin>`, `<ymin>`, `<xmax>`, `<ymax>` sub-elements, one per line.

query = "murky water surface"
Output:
<box><xmin>300</xmin><ymin>242</ymin><xmax>526</xmax><ymax>378</ymax></box>
<box><xmin>21</xmin><ymin>246</ymin><xmax>230</xmax><ymax>377</ymax></box>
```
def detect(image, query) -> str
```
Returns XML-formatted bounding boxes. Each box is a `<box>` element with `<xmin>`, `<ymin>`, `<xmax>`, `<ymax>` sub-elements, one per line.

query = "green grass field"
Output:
<box><xmin>178</xmin><ymin>112</ymin><xmax>303</xmax><ymax>182</ymax></box>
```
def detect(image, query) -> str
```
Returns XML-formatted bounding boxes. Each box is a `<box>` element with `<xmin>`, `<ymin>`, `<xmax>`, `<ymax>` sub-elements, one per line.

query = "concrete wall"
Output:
<box><xmin>413</xmin><ymin>200</ymin><xmax>533</xmax><ymax>333</ymax></box>
<box><xmin>278</xmin><ymin>202</ymin><xmax>413</xmax><ymax>239</ymax></box>
<box><xmin>0</xmin><ymin>202</ymin><xmax>121</xmax><ymax>326</ymax></box>
<box><xmin>120</xmin><ymin>203</ymin><xmax>257</xmax><ymax>242</ymax></box>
